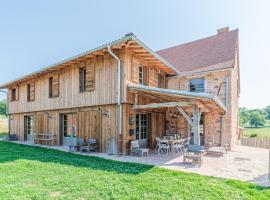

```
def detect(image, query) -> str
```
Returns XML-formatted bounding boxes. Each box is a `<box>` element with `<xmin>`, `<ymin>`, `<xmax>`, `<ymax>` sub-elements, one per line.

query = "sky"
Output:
<box><xmin>0</xmin><ymin>0</ymin><xmax>269</xmax><ymax>109</ymax></box>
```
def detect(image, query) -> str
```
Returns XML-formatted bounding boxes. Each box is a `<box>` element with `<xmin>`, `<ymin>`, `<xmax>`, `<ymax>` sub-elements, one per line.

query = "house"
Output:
<box><xmin>0</xmin><ymin>27</ymin><xmax>240</xmax><ymax>154</ymax></box>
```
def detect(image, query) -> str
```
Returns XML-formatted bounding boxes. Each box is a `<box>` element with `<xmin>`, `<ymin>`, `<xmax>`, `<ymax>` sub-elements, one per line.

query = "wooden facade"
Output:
<box><xmin>3</xmin><ymin>33</ymin><xmax>240</xmax><ymax>154</ymax></box>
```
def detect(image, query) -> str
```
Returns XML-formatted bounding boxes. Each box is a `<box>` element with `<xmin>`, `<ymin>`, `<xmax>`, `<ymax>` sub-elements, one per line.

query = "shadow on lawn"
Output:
<box><xmin>0</xmin><ymin>141</ymin><xmax>153</xmax><ymax>175</ymax></box>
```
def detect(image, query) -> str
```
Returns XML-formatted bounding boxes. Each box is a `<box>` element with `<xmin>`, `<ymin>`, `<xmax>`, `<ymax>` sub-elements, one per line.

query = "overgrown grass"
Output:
<box><xmin>243</xmin><ymin>127</ymin><xmax>270</xmax><ymax>138</ymax></box>
<box><xmin>0</xmin><ymin>142</ymin><xmax>269</xmax><ymax>199</ymax></box>
<box><xmin>0</xmin><ymin>117</ymin><xmax>8</xmax><ymax>139</ymax></box>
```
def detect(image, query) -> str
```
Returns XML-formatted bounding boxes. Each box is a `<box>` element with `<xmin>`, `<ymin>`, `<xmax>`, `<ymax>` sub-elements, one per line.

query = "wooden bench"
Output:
<box><xmin>34</xmin><ymin>134</ymin><xmax>55</xmax><ymax>145</ymax></box>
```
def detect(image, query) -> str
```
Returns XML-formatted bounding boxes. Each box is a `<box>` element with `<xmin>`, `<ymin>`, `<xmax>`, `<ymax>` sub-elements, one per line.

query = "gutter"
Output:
<box><xmin>107</xmin><ymin>46</ymin><xmax>122</xmax><ymax>155</ymax></box>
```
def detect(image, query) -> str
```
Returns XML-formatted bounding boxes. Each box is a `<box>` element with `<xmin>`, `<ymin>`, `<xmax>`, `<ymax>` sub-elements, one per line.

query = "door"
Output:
<box><xmin>136</xmin><ymin>113</ymin><xmax>149</xmax><ymax>148</ymax></box>
<box><xmin>24</xmin><ymin>116</ymin><xmax>34</xmax><ymax>142</ymax></box>
<box><xmin>61</xmin><ymin>113</ymin><xmax>77</xmax><ymax>146</ymax></box>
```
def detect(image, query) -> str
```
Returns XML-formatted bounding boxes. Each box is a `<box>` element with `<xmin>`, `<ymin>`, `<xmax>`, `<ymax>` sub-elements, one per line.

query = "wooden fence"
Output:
<box><xmin>240</xmin><ymin>137</ymin><xmax>270</xmax><ymax>149</ymax></box>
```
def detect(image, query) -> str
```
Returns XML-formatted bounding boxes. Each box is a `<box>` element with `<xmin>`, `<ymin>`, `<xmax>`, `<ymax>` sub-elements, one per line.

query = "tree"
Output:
<box><xmin>0</xmin><ymin>99</ymin><xmax>7</xmax><ymax>116</ymax></box>
<box><xmin>249</xmin><ymin>110</ymin><xmax>266</xmax><ymax>128</ymax></box>
<box><xmin>239</xmin><ymin>107</ymin><xmax>250</xmax><ymax>126</ymax></box>
<box><xmin>264</xmin><ymin>105</ymin><xmax>270</xmax><ymax>120</ymax></box>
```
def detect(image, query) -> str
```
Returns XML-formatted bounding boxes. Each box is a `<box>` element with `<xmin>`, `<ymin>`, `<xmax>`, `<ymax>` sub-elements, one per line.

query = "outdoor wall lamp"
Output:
<box><xmin>129</xmin><ymin>114</ymin><xmax>134</xmax><ymax>125</ymax></box>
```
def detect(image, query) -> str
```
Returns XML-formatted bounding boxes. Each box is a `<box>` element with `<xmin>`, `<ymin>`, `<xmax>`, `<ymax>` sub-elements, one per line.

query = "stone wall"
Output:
<box><xmin>166</xmin><ymin>67</ymin><xmax>240</xmax><ymax>150</ymax></box>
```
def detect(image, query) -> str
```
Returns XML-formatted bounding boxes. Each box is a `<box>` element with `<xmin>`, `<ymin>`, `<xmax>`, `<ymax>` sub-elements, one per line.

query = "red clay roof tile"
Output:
<box><xmin>157</xmin><ymin>29</ymin><xmax>238</xmax><ymax>72</ymax></box>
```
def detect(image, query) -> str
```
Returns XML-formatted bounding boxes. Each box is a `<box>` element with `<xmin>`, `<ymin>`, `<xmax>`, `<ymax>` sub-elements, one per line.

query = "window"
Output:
<box><xmin>79</xmin><ymin>65</ymin><xmax>95</xmax><ymax>92</ymax></box>
<box><xmin>135</xmin><ymin>113</ymin><xmax>148</xmax><ymax>140</ymax></box>
<box><xmin>158</xmin><ymin>74</ymin><xmax>165</xmax><ymax>88</ymax></box>
<box><xmin>139</xmin><ymin>66</ymin><xmax>144</xmax><ymax>84</ymax></box>
<box><xmin>189</xmin><ymin>78</ymin><xmax>205</xmax><ymax>92</ymax></box>
<box><xmin>27</xmin><ymin>83</ymin><xmax>35</xmax><ymax>102</ymax></box>
<box><xmin>49</xmin><ymin>76</ymin><xmax>59</xmax><ymax>98</ymax></box>
<box><xmin>61</xmin><ymin>113</ymin><xmax>76</xmax><ymax>137</ymax></box>
<box><xmin>49</xmin><ymin>77</ymin><xmax>53</xmax><ymax>98</ymax></box>
<box><xmin>11</xmin><ymin>88</ymin><xmax>16</xmax><ymax>101</ymax></box>
<box><xmin>79</xmin><ymin>67</ymin><xmax>87</xmax><ymax>92</ymax></box>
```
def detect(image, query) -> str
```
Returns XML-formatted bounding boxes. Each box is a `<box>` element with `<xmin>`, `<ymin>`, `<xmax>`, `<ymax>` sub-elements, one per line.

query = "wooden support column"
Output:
<box><xmin>192</xmin><ymin>105</ymin><xmax>201</xmax><ymax>145</ymax></box>
<box><xmin>176</xmin><ymin>106</ymin><xmax>193</xmax><ymax>126</ymax></box>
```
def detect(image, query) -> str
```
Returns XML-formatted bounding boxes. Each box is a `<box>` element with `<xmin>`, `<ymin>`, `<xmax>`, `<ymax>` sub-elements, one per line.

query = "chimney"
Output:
<box><xmin>217</xmin><ymin>27</ymin><xmax>229</xmax><ymax>35</ymax></box>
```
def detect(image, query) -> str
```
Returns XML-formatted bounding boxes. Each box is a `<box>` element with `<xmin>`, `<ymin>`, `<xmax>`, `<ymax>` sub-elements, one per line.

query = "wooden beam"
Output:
<box><xmin>176</xmin><ymin>106</ymin><xmax>193</xmax><ymax>126</ymax></box>
<box><xmin>133</xmin><ymin>102</ymin><xmax>192</xmax><ymax>110</ymax></box>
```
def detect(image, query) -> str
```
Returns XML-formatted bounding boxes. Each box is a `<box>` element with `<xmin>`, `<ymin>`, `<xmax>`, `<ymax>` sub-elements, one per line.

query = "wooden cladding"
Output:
<box><xmin>158</xmin><ymin>74</ymin><xmax>165</xmax><ymax>88</ymax></box>
<box><xmin>79</xmin><ymin>61</ymin><xmax>95</xmax><ymax>92</ymax></box>
<box><xmin>27</xmin><ymin>82</ymin><xmax>35</xmax><ymax>102</ymax></box>
<box><xmin>49</xmin><ymin>75</ymin><xmax>59</xmax><ymax>98</ymax></box>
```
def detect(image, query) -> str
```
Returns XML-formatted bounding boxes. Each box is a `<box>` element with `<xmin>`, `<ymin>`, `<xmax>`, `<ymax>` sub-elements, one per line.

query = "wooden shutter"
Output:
<box><xmin>52</xmin><ymin>75</ymin><xmax>59</xmax><ymax>97</ymax></box>
<box><xmin>143</xmin><ymin>66</ymin><xmax>149</xmax><ymax>86</ymax></box>
<box><xmin>30</xmin><ymin>82</ymin><xmax>35</xmax><ymax>101</ymax></box>
<box><xmin>132</xmin><ymin>58</ymin><xmax>140</xmax><ymax>83</ymax></box>
<box><xmin>85</xmin><ymin>63</ymin><xmax>95</xmax><ymax>92</ymax></box>
<box><xmin>28</xmin><ymin>82</ymin><xmax>35</xmax><ymax>101</ymax></box>
<box><xmin>15</xmin><ymin>86</ymin><xmax>19</xmax><ymax>101</ymax></box>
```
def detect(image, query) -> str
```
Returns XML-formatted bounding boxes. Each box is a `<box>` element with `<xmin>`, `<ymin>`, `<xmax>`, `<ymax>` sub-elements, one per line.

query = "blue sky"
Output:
<box><xmin>0</xmin><ymin>0</ymin><xmax>269</xmax><ymax>109</ymax></box>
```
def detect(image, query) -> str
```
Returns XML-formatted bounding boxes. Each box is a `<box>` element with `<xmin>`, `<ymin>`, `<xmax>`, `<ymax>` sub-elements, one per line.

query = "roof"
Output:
<box><xmin>128</xmin><ymin>83</ymin><xmax>226</xmax><ymax>112</ymax></box>
<box><xmin>157</xmin><ymin>29</ymin><xmax>238</xmax><ymax>72</ymax></box>
<box><xmin>0</xmin><ymin>34</ymin><xmax>178</xmax><ymax>89</ymax></box>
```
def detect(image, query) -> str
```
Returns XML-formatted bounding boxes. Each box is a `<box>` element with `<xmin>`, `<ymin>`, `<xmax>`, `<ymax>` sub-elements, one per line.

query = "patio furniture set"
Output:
<box><xmin>69</xmin><ymin>138</ymin><xmax>97</xmax><ymax>153</ymax></box>
<box><xmin>130</xmin><ymin>134</ymin><xmax>227</xmax><ymax>166</ymax></box>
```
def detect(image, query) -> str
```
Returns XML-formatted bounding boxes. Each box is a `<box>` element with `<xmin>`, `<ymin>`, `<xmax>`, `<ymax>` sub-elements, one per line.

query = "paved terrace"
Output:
<box><xmin>12</xmin><ymin>141</ymin><xmax>270</xmax><ymax>187</ymax></box>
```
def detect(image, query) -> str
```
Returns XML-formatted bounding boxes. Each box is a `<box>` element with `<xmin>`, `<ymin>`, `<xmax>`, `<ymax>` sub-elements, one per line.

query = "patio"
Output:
<box><xmin>12</xmin><ymin>140</ymin><xmax>269</xmax><ymax>187</ymax></box>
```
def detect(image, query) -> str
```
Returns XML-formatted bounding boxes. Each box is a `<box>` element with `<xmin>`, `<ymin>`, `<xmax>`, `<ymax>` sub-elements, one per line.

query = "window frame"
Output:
<box><xmin>79</xmin><ymin>67</ymin><xmax>87</xmax><ymax>93</ymax></box>
<box><xmin>11</xmin><ymin>88</ymin><xmax>16</xmax><ymax>102</ymax></box>
<box><xmin>189</xmin><ymin>78</ymin><xmax>205</xmax><ymax>93</ymax></box>
<box><xmin>48</xmin><ymin>77</ymin><xmax>53</xmax><ymax>98</ymax></box>
<box><xmin>139</xmin><ymin>66</ymin><xmax>144</xmax><ymax>85</ymax></box>
<box><xmin>158</xmin><ymin>74</ymin><xmax>165</xmax><ymax>88</ymax></box>
<box><xmin>27</xmin><ymin>83</ymin><xmax>35</xmax><ymax>102</ymax></box>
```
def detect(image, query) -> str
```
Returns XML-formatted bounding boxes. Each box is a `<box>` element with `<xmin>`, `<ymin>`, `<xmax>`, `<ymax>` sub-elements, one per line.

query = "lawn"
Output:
<box><xmin>243</xmin><ymin>127</ymin><xmax>270</xmax><ymax>138</ymax></box>
<box><xmin>0</xmin><ymin>116</ymin><xmax>8</xmax><ymax>139</ymax></box>
<box><xmin>0</xmin><ymin>142</ymin><xmax>269</xmax><ymax>200</ymax></box>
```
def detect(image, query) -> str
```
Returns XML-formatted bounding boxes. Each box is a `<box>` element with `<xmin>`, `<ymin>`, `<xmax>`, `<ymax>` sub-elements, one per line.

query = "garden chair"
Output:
<box><xmin>80</xmin><ymin>139</ymin><xmax>97</xmax><ymax>153</ymax></box>
<box><xmin>156</xmin><ymin>138</ymin><xmax>170</xmax><ymax>155</ymax></box>
<box><xmin>170</xmin><ymin>140</ymin><xmax>184</xmax><ymax>155</ymax></box>
<box><xmin>183</xmin><ymin>144</ymin><xmax>205</xmax><ymax>166</ymax></box>
<box><xmin>69</xmin><ymin>138</ymin><xmax>84</xmax><ymax>152</ymax></box>
<box><xmin>130</xmin><ymin>140</ymin><xmax>149</xmax><ymax>157</ymax></box>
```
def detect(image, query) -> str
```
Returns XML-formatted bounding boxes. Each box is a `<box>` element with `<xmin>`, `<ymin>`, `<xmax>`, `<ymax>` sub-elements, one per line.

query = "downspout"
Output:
<box><xmin>221</xmin><ymin>76</ymin><xmax>229</xmax><ymax>146</ymax></box>
<box><xmin>107</xmin><ymin>46</ymin><xmax>122</xmax><ymax>154</ymax></box>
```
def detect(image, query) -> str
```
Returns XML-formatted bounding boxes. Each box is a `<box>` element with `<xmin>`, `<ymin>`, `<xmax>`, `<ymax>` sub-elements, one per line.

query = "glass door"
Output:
<box><xmin>24</xmin><ymin>116</ymin><xmax>34</xmax><ymax>142</ymax></box>
<box><xmin>135</xmin><ymin>113</ymin><xmax>149</xmax><ymax>148</ymax></box>
<box><xmin>61</xmin><ymin>113</ymin><xmax>77</xmax><ymax>146</ymax></box>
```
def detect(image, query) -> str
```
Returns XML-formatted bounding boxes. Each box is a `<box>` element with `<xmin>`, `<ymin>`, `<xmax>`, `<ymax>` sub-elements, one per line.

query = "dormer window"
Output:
<box><xmin>189</xmin><ymin>78</ymin><xmax>205</xmax><ymax>92</ymax></box>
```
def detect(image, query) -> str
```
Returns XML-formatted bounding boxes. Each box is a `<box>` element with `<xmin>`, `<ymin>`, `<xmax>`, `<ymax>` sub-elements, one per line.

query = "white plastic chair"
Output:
<box><xmin>156</xmin><ymin>138</ymin><xmax>170</xmax><ymax>155</ymax></box>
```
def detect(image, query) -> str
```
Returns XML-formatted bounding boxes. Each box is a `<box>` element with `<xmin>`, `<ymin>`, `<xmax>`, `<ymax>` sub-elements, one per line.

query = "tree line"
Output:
<box><xmin>0</xmin><ymin>99</ymin><xmax>6</xmax><ymax>117</ymax></box>
<box><xmin>239</xmin><ymin>106</ymin><xmax>270</xmax><ymax>128</ymax></box>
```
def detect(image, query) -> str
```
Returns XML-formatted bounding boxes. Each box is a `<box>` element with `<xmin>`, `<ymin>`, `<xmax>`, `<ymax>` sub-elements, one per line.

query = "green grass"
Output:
<box><xmin>0</xmin><ymin>117</ymin><xmax>8</xmax><ymax>139</ymax></box>
<box><xmin>0</xmin><ymin>142</ymin><xmax>269</xmax><ymax>199</ymax></box>
<box><xmin>243</xmin><ymin>127</ymin><xmax>270</xmax><ymax>138</ymax></box>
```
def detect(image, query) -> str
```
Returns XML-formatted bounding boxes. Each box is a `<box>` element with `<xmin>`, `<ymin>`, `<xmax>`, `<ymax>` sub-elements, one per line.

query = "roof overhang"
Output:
<box><xmin>128</xmin><ymin>83</ymin><xmax>226</xmax><ymax>113</ymax></box>
<box><xmin>0</xmin><ymin>34</ymin><xmax>178</xmax><ymax>89</ymax></box>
